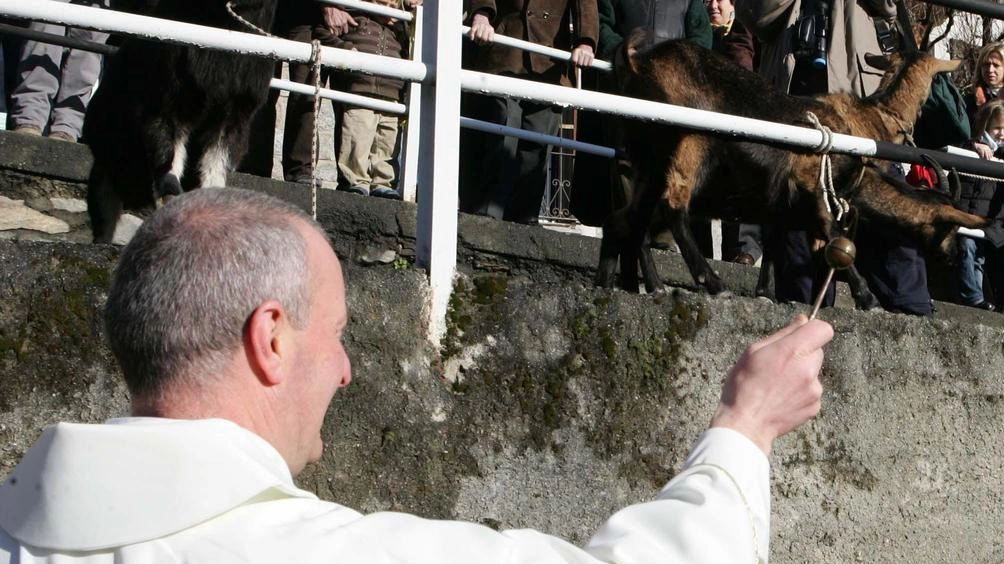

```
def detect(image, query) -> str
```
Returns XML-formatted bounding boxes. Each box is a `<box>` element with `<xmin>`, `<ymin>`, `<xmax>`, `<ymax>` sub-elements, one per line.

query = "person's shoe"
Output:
<box><xmin>340</xmin><ymin>184</ymin><xmax>369</xmax><ymax>196</ymax></box>
<box><xmin>974</xmin><ymin>301</ymin><xmax>996</xmax><ymax>312</ymax></box>
<box><xmin>47</xmin><ymin>131</ymin><xmax>75</xmax><ymax>142</ymax></box>
<box><xmin>290</xmin><ymin>175</ymin><xmax>321</xmax><ymax>188</ymax></box>
<box><xmin>370</xmin><ymin>186</ymin><xmax>402</xmax><ymax>200</ymax></box>
<box><xmin>732</xmin><ymin>253</ymin><xmax>756</xmax><ymax>266</ymax></box>
<box><xmin>14</xmin><ymin>125</ymin><xmax>41</xmax><ymax>136</ymax></box>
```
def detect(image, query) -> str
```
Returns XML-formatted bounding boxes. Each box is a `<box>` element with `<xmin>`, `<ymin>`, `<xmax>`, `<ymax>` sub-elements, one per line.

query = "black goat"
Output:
<box><xmin>84</xmin><ymin>0</ymin><xmax>278</xmax><ymax>243</ymax></box>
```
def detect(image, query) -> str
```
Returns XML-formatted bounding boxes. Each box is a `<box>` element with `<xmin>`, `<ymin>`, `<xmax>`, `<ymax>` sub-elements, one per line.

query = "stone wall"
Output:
<box><xmin>3</xmin><ymin>132</ymin><xmax>1004</xmax><ymax>563</ymax></box>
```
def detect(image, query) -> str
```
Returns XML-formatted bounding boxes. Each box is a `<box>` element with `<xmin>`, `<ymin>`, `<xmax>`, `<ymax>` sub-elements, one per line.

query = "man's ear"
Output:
<box><xmin>245</xmin><ymin>300</ymin><xmax>291</xmax><ymax>387</ymax></box>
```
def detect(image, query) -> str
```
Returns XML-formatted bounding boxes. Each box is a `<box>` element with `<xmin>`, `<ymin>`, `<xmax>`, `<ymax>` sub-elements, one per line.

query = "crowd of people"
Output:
<box><xmin>2</xmin><ymin>0</ymin><xmax>1004</xmax><ymax>312</ymax></box>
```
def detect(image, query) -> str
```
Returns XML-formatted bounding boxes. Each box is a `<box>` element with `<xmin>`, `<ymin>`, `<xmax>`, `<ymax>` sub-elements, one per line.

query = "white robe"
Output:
<box><xmin>0</xmin><ymin>418</ymin><xmax>770</xmax><ymax>563</ymax></box>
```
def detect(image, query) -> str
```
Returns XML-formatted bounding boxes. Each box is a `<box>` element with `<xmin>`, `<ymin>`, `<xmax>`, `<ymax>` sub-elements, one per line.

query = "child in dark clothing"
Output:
<box><xmin>314</xmin><ymin>0</ymin><xmax>411</xmax><ymax>199</ymax></box>
<box><xmin>954</xmin><ymin>100</ymin><xmax>1004</xmax><ymax>311</ymax></box>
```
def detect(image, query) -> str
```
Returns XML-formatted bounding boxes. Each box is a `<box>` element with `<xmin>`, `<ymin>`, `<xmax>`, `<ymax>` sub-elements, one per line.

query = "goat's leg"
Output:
<box><xmin>144</xmin><ymin>119</ymin><xmax>185</xmax><ymax>202</ymax></box>
<box><xmin>755</xmin><ymin>255</ymin><xmax>774</xmax><ymax>300</ymax></box>
<box><xmin>618</xmin><ymin>167</ymin><xmax>664</xmax><ymax>293</ymax></box>
<box><xmin>86</xmin><ymin>163</ymin><xmax>122</xmax><ymax>244</ymax></box>
<box><xmin>844</xmin><ymin>264</ymin><xmax>881</xmax><ymax>310</ymax></box>
<box><xmin>659</xmin><ymin>138</ymin><xmax>725</xmax><ymax>294</ymax></box>
<box><xmin>667</xmin><ymin>207</ymin><xmax>726</xmax><ymax>294</ymax></box>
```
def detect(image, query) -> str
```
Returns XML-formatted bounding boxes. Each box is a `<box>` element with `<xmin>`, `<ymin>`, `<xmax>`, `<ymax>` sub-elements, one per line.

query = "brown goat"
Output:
<box><xmin>596</xmin><ymin>33</ymin><xmax>989</xmax><ymax>307</ymax></box>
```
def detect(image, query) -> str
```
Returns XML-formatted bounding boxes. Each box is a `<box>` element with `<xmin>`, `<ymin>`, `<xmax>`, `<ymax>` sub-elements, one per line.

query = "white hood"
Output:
<box><xmin>0</xmin><ymin>418</ymin><xmax>315</xmax><ymax>551</ymax></box>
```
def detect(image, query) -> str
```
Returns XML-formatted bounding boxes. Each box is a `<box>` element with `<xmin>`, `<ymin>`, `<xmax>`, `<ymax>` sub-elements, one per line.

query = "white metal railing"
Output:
<box><xmin>3</xmin><ymin>0</ymin><xmax>998</xmax><ymax>340</ymax></box>
<box><xmin>271</xmin><ymin>78</ymin><xmax>407</xmax><ymax>114</ymax></box>
<box><xmin>317</xmin><ymin>0</ymin><xmax>414</xmax><ymax>22</ymax></box>
<box><xmin>460</xmin><ymin>25</ymin><xmax>613</xmax><ymax>71</ymax></box>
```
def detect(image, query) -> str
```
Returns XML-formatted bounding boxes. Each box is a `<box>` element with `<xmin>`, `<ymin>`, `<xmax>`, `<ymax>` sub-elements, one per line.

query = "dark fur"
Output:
<box><xmin>597</xmin><ymin>35</ymin><xmax>989</xmax><ymax>305</ymax></box>
<box><xmin>85</xmin><ymin>0</ymin><xmax>278</xmax><ymax>243</ymax></box>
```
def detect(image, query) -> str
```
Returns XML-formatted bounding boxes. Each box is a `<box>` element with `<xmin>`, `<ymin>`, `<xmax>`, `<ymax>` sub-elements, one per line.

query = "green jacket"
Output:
<box><xmin>597</xmin><ymin>0</ymin><xmax>712</xmax><ymax>61</ymax></box>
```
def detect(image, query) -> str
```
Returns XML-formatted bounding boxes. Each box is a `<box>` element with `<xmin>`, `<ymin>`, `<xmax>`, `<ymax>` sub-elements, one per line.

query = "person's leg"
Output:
<box><xmin>368</xmin><ymin>112</ymin><xmax>400</xmax><ymax>199</ymax></box>
<box><xmin>281</xmin><ymin>24</ymin><xmax>321</xmax><ymax>182</ymax></box>
<box><xmin>734</xmin><ymin>223</ymin><xmax>763</xmax><ymax>263</ymax></box>
<box><xmin>464</xmin><ymin>95</ymin><xmax>515</xmax><ymax>219</ymax></box>
<box><xmin>49</xmin><ymin>22</ymin><xmax>110</xmax><ymax>140</ymax></box>
<box><xmin>769</xmin><ymin>228</ymin><xmax>834</xmax><ymax>306</ymax></box>
<box><xmin>956</xmin><ymin>236</ymin><xmax>986</xmax><ymax>306</ymax></box>
<box><xmin>9</xmin><ymin>16</ymin><xmax>67</xmax><ymax>133</ymax></box>
<box><xmin>504</xmin><ymin>99</ymin><xmax>561</xmax><ymax>224</ymax></box>
<box><xmin>337</xmin><ymin>107</ymin><xmax>379</xmax><ymax>194</ymax></box>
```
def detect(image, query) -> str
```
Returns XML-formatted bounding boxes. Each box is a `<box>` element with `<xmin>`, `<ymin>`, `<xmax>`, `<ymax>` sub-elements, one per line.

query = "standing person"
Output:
<box><xmin>737</xmin><ymin>0</ymin><xmax>899</xmax><ymax>307</ymax></box>
<box><xmin>706</xmin><ymin>0</ymin><xmax>762</xmax><ymax>263</ymax></box>
<box><xmin>461</xmin><ymin>0</ymin><xmax>598</xmax><ymax>224</ymax></box>
<box><xmin>708</xmin><ymin>0</ymin><xmax>754</xmax><ymax>70</ymax></box>
<box><xmin>328</xmin><ymin>0</ymin><xmax>421</xmax><ymax>200</ymax></box>
<box><xmin>8</xmin><ymin>0</ymin><xmax>109</xmax><ymax>142</ymax></box>
<box><xmin>0</xmin><ymin>187</ymin><xmax>833</xmax><ymax>563</ymax></box>
<box><xmin>964</xmin><ymin>42</ymin><xmax>1004</xmax><ymax>131</ymax></box>
<box><xmin>951</xmin><ymin>99</ymin><xmax>1004</xmax><ymax>311</ymax></box>
<box><xmin>567</xmin><ymin>0</ymin><xmax>711</xmax><ymax>230</ymax></box>
<box><xmin>240</xmin><ymin>2</ymin><xmax>357</xmax><ymax>184</ymax></box>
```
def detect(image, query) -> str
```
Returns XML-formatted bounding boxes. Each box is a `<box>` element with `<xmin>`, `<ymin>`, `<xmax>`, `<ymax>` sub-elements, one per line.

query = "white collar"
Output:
<box><xmin>0</xmin><ymin>418</ymin><xmax>316</xmax><ymax>551</ymax></box>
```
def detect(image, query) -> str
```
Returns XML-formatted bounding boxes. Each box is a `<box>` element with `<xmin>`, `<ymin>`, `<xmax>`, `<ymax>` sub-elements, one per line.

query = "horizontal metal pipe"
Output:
<box><xmin>921</xmin><ymin>0</ymin><xmax>1004</xmax><ymax>20</ymax></box>
<box><xmin>316</xmin><ymin>0</ymin><xmax>414</xmax><ymax>22</ymax></box>
<box><xmin>459</xmin><ymin>116</ymin><xmax>616</xmax><ymax>157</ymax></box>
<box><xmin>0</xmin><ymin>21</ymin><xmax>117</xmax><ymax>55</ymax></box>
<box><xmin>0</xmin><ymin>0</ymin><xmax>428</xmax><ymax>83</ymax></box>
<box><xmin>461</xmin><ymin>70</ymin><xmax>1004</xmax><ymax>180</ymax></box>
<box><xmin>461</xmin><ymin>25</ymin><xmax>613</xmax><ymax>71</ymax></box>
<box><xmin>271</xmin><ymin>78</ymin><xmax>407</xmax><ymax>114</ymax></box>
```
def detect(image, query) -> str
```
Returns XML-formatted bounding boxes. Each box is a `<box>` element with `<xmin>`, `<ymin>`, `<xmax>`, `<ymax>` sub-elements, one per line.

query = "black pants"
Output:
<box><xmin>459</xmin><ymin>92</ymin><xmax>561</xmax><ymax>223</ymax></box>
<box><xmin>240</xmin><ymin>24</ymin><xmax>338</xmax><ymax>180</ymax></box>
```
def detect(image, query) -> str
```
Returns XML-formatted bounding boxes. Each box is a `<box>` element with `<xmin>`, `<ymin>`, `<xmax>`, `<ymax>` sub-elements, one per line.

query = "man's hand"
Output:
<box><xmin>468</xmin><ymin>10</ymin><xmax>494</xmax><ymax>45</ymax></box>
<box><xmin>570</xmin><ymin>43</ymin><xmax>595</xmax><ymax>68</ymax></box>
<box><xmin>711</xmin><ymin>315</ymin><xmax>833</xmax><ymax>455</ymax></box>
<box><xmin>324</xmin><ymin>6</ymin><xmax>357</xmax><ymax>36</ymax></box>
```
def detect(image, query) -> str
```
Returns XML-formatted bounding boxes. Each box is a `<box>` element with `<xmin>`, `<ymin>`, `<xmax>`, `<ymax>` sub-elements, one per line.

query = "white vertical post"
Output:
<box><xmin>416</xmin><ymin>0</ymin><xmax>461</xmax><ymax>344</ymax></box>
<box><xmin>400</xmin><ymin>6</ymin><xmax>423</xmax><ymax>203</ymax></box>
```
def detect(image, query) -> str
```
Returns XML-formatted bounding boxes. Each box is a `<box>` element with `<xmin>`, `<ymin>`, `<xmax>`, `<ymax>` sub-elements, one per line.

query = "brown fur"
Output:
<box><xmin>597</xmin><ymin>34</ymin><xmax>989</xmax><ymax>303</ymax></box>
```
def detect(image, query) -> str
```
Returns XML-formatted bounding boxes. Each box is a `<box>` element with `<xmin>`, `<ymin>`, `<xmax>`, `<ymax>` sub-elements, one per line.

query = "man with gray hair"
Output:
<box><xmin>0</xmin><ymin>188</ymin><xmax>833</xmax><ymax>562</ymax></box>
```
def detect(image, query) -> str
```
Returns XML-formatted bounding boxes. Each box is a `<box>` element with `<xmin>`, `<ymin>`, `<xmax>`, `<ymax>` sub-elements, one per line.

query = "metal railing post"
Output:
<box><xmin>400</xmin><ymin>6</ymin><xmax>423</xmax><ymax>203</ymax></box>
<box><xmin>416</xmin><ymin>0</ymin><xmax>461</xmax><ymax>344</ymax></box>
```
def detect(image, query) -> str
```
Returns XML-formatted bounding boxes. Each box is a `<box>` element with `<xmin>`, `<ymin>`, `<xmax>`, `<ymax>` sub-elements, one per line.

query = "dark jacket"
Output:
<box><xmin>955</xmin><ymin>173</ymin><xmax>1004</xmax><ymax>248</ymax></box>
<box><xmin>711</xmin><ymin>17</ymin><xmax>753</xmax><ymax>71</ymax></box>
<box><xmin>598</xmin><ymin>0</ymin><xmax>711</xmax><ymax>60</ymax></box>
<box><xmin>964</xmin><ymin>85</ymin><xmax>1003</xmax><ymax>133</ymax></box>
<box><xmin>315</xmin><ymin>15</ymin><xmax>408</xmax><ymax>102</ymax></box>
<box><xmin>466</xmin><ymin>0</ymin><xmax>599</xmax><ymax>85</ymax></box>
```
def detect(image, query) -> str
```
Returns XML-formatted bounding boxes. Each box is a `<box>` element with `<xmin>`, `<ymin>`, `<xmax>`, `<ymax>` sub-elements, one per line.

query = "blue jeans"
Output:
<box><xmin>957</xmin><ymin>236</ymin><xmax>986</xmax><ymax>305</ymax></box>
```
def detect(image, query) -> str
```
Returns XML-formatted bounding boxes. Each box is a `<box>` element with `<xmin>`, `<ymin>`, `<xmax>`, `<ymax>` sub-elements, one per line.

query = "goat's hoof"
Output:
<box><xmin>715</xmin><ymin>290</ymin><xmax>735</xmax><ymax>299</ymax></box>
<box><xmin>756</xmin><ymin>296</ymin><xmax>775</xmax><ymax>304</ymax></box>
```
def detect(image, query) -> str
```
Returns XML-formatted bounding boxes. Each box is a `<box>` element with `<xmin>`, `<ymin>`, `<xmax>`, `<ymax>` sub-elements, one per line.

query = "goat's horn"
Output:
<box><xmin>933</xmin><ymin>58</ymin><xmax>962</xmax><ymax>73</ymax></box>
<box><xmin>864</xmin><ymin>52</ymin><xmax>892</xmax><ymax>70</ymax></box>
<box><xmin>949</xmin><ymin>168</ymin><xmax>962</xmax><ymax>202</ymax></box>
<box><xmin>920</xmin><ymin>153</ymin><xmax>949</xmax><ymax>193</ymax></box>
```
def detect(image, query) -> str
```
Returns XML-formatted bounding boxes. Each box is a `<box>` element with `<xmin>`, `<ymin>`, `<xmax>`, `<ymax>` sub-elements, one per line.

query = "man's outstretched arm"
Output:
<box><xmin>584</xmin><ymin>315</ymin><xmax>832</xmax><ymax>563</ymax></box>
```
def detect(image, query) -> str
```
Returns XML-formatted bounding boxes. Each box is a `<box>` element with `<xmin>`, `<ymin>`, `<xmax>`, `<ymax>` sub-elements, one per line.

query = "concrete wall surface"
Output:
<box><xmin>2</xmin><ymin>132</ymin><xmax>1004</xmax><ymax>563</ymax></box>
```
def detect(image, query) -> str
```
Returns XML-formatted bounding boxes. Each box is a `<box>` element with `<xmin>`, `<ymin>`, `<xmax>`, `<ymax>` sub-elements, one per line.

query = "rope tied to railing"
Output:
<box><xmin>225</xmin><ymin>0</ymin><xmax>322</xmax><ymax>219</ymax></box>
<box><xmin>224</xmin><ymin>0</ymin><xmax>272</xmax><ymax>36</ymax></box>
<box><xmin>309</xmin><ymin>38</ymin><xmax>323</xmax><ymax>220</ymax></box>
<box><xmin>806</xmin><ymin>111</ymin><xmax>849</xmax><ymax>222</ymax></box>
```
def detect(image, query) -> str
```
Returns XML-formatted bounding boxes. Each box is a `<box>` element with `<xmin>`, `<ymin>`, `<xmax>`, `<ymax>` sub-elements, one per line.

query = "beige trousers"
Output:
<box><xmin>337</xmin><ymin>108</ymin><xmax>399</xmax><ymax>189</ymax></box>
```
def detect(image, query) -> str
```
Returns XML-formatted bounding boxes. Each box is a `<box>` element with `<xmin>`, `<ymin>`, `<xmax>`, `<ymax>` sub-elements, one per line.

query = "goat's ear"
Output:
<box><xmin>864</xmin><ymin>53</ymin><xmax>892</xmax><ymax>70</ymax></box>
<box><xmin>934</xmin><ymin>58</ymin><xmax>962</xmax><ymax>73</ymax></box>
